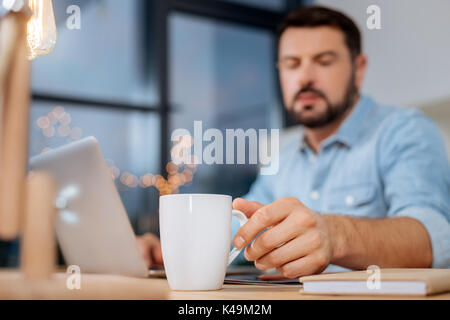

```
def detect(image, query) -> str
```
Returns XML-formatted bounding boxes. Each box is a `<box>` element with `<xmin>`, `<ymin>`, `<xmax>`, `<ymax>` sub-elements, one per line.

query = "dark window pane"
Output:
<box><xmin>31</xmin><ymin>0</ymin><xmax>156</xmax><ymax>105</ymax></box>
<box><xmin>169</xmin><ymin>13</ymin><xmax>281</xmax><ymax>197</ymax></box>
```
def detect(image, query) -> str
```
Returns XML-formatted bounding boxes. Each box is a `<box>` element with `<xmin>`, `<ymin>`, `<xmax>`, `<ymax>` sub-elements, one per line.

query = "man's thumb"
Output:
<box><xmin>232</xmin><ymin>198</ymin><xmax>264</xmax><ymax>218</ymax></box>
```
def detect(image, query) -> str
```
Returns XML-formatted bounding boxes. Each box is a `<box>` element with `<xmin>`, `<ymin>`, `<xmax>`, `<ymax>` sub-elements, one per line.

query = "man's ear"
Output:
<box><xmin>354</xmin><ymin>54</ymin><xmax>368</xmax><ymax>90</ymax></box>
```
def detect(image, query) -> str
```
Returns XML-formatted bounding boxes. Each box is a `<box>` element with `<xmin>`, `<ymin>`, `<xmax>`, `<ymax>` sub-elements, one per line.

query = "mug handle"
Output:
<box><xmin>228</xmin><ymin>209</ymin><xmax>248</xmax><ymax>266</ymax></box>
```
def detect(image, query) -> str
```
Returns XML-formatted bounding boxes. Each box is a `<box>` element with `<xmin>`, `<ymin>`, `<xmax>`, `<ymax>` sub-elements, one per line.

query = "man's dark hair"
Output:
<box><xmin>277</xmin><ymin>6</ymin><xmax>362</xmax><ymax>59</ymax></box>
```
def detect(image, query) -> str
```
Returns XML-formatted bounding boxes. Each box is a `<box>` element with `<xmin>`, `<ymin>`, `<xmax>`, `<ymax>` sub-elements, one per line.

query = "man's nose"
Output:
<box><xmin>295</xmin><ymin>63</ymin><xmax>316</xmax><ymax>89</ymax></box>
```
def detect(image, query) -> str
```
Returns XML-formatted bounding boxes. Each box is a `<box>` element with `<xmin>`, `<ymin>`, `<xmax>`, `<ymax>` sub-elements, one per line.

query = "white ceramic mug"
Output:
<box><xmin>159</xmin><ymin>194</ymin><xmax>248</xmax><ymax>291</ymax></box>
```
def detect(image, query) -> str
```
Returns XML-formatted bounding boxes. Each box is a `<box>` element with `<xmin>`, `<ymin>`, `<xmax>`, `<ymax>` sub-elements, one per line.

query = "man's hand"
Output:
<box><xmin>136</xmin><ymin>233</ymin><xmax>164</xmax><ymax>268</ymax></box>
<box><xmin>232</xmin><ymin>197</ymin><xmax>334</xmax><ymax>278</ymax></box>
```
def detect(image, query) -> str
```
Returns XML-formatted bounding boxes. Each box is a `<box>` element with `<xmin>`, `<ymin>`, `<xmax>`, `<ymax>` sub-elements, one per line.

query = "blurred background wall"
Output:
<box><xmin>317</xmin><ymin>0</ymin><xmax>450</xmax><ymax>153</ymax></box>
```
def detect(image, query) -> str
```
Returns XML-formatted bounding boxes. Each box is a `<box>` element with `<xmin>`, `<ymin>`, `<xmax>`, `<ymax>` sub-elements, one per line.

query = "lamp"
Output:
<box><xmin>1</xmin><ymin>0</ymin><xmax>56</xmax><ymax>60</ymax></box>
<box><xmin>26</xmin><ymin>0</ymin><xmax>57</xmax><ymax>60</ymax></box>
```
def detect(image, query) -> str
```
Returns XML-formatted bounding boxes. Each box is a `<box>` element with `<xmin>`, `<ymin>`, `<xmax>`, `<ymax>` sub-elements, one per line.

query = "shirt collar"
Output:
<box><xmin>298</xmin><ymin>95</ymin><xmax>375</xmax><ymax>151</ymax></box>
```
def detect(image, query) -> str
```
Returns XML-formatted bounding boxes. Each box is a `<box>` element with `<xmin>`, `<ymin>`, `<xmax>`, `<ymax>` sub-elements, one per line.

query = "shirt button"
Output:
<box><xmin>345</xmin><ymin>195</ymin><xmax>355</xmax><ymax>206</ymax></box>
<box><xmin>310</xmin><ymin>191</ymin><xmax>320</xmax><ymax>200</ymax></box>
<box><xmin>309</xmin><ymin>154</ymin><xmax>317</xmax><ymax>163</ymax></box>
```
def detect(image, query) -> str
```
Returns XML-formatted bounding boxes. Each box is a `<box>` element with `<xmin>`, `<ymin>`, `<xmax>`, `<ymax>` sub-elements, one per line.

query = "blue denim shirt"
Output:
<box><xmin>233</xmin><ymin>95</ymin><xmax>450</xmax><ymax>271</ymax></box>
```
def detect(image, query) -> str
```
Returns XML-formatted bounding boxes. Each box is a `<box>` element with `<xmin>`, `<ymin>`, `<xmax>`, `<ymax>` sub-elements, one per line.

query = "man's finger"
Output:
<box><xmin>233</xmin><ymin>197</ymin><xmax>300</xmax><ymax>249</ymax></box>
<box><xmin>137</xmin><ymin>233</ymin><xmax>162</xmax><ymax>267</ymax></box>
<box><xmin>276</xmin><ymin>251</ymin><xmax>327</xmax><ymax>278</ymax></box>
<box><xmin>257</xmin><ymin>274</ymin><xmax>286</xmax><ymax>281</ymax></box>
<box><xmin>152</xmin><ymin>243</ymin><xmax>164</xmax><ymax>266</ymax></box>
<box><xmin>232</xmin><ymin>198</ymin><xmax>264</xmax><ymax>218</ymax></box>
<box><xmin>245</xmin><ymin>212</ymin><xmax>308</xmax><ymax>262</ymax></box>
<box><xmin>137</xmin><ymin>237</ymin><xmax>152</xmax><ymax>267</ymax></box>
<box><xmin>253</xmin><ymin>229</ymin><xmax>319</xmax><ymax>269</ymax></box>
<box><xmin>144</xmin><ymin>233</ymin><xmax>163</xmax><ymax>266</ymax></box>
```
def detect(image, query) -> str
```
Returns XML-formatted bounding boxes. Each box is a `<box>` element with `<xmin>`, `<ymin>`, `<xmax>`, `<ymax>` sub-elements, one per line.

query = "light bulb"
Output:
<box><xmin>26</xmin><ymin>0</ymin><xmax>56</xmax><ymax>60</ymax></box>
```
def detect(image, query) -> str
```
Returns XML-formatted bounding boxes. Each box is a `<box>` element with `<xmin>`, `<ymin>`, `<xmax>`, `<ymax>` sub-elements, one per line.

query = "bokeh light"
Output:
<box><xmin>52</xmin><ymin>106</ymin><xmax>65</xmax><ymax>120</ymax></box>
<box><xmin>35</xmin><ymin>108</ymin><xmax>198</xmax><ymax>196</ymax></box>
<box><xmin>59</xmin><ymin>113</ymin><xmax>71</xmax><ymax>126</ymax></box>
<box><xmin>36</xmin><ymin>116</ymin><xmax>50</xmax><ymax>129</ymax></box>
<box><xmin>42</xmin><ymin>126</ymin><xmax>55</xmax><ymax>137</ymax></box>
<box><xmin>58</xmin><ymin>125</ymin><xmax>71</xmax><ymax>137</ymax></box>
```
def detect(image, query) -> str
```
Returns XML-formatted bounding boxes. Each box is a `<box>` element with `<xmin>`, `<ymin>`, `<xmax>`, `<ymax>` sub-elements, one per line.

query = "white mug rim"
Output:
<box><xmin>160</xmin><ymin>193</ymin><xmax>232</xmax><ymax>200</ymax></box>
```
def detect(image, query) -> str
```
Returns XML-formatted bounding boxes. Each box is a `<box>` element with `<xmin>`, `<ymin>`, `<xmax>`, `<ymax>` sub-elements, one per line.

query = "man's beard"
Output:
<box><xmin>287</xmin><ymin>74</ymin><xmax>358</xmax><ymax>129</ymax></box>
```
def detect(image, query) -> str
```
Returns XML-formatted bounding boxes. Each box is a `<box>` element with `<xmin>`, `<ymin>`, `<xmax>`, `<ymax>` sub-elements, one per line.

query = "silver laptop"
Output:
<box><xmin>29</xmin><ymin>136</ymin><xmax>149</xmax><ymax>278</ymax></box>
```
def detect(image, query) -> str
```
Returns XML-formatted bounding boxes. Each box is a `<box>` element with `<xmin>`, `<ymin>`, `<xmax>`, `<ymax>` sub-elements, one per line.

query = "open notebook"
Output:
<box><xmin>299</xmin><ymin>268</ymin><xmax>450</xmax><ymax>296</ymax></box>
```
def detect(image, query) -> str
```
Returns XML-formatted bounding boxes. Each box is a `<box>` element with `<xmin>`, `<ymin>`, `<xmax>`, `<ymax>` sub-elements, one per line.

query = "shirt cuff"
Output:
<box><xmin>395</xmin><ymin>206</ymin><xmax>450</xmax><ymax>268</ymax></box>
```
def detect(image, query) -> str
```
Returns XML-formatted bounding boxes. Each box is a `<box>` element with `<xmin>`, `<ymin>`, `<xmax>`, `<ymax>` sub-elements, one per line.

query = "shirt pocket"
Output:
<box><xmin>326</xmin><ymin>183</ymin><xmax>380</xmax><ymax>215</ymax></box>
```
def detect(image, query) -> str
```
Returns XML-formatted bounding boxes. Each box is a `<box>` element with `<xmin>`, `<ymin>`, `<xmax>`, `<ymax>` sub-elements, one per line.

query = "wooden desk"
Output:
<box><xmin>166</xmin><ymin>279</ymin><xmax>450</xmax><ymax>300</ymax></box>
<box><xmin>0</xmin><ymin>271</ymin><xmax>168</xmax><ymax>300</ymax></box>
<box><xmin>0</xmin><ymin>272</ymin><xmax>449</xmax><ymax>300</ymax></box>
